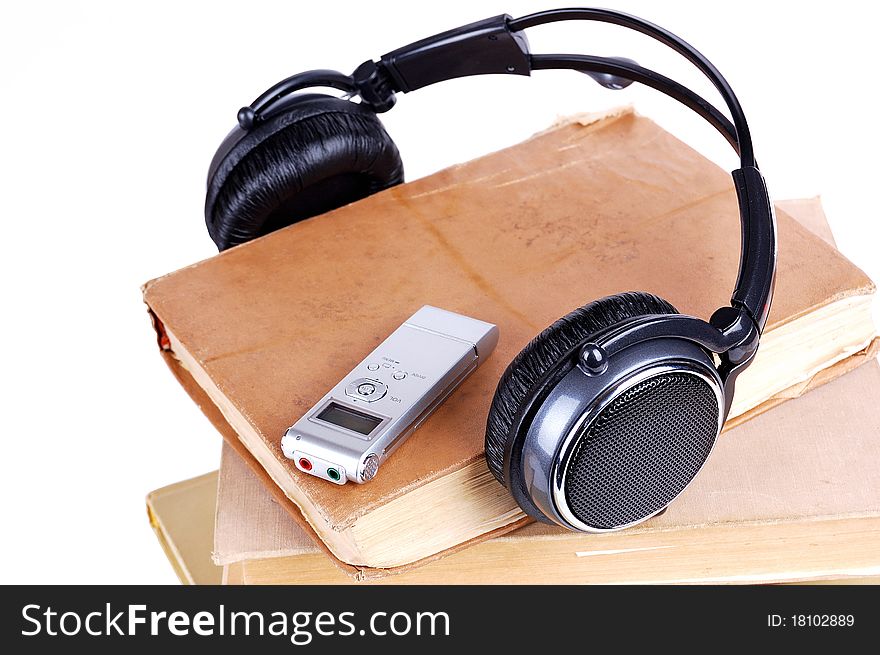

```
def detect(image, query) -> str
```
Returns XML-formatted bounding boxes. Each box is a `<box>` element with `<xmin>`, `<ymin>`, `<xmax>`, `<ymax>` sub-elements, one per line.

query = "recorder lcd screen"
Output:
<box><xmin>316</xmin><ymin>402</ymin><xmax>382</xmax><ymax>436</ymax></box>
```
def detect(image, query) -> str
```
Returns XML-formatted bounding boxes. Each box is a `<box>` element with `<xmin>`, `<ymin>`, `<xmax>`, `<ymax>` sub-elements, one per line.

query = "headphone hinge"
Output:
<box><xmin>710</xmin><ymin>306</ymin><xmax>759</xmax><ymax>366</ymax></box>
<box><xmin>352</xmin><ymin>60</ymin><xmax>398</xmax><ymax>113</ymax></box>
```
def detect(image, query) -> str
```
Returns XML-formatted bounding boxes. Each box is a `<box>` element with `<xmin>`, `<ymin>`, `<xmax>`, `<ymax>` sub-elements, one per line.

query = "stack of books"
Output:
<box><xmin>144</xmin><ymin>109</ymin><xmax>879</xmax><ymax>584</ymax></box>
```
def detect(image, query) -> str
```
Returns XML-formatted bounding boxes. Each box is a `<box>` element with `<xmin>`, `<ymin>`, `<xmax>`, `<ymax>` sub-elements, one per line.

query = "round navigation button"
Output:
<box><xmin>392</xmin><ymin>371</ymin><xmax>406</xmax><ymax>380</ymax></box>
<box><xmin>366</xmin><ymin>363</ymin><xmax>379</xmax><ymax>371</ymax></box>
<box><xmin>357</xmin><ymin>383</ymin><xmax>376</xmax><ymax>396</ymax></box>
<box><xmin>345</xmin><ymin>378</ymin><xmax>387</xmax><ymax>402</ymax></box>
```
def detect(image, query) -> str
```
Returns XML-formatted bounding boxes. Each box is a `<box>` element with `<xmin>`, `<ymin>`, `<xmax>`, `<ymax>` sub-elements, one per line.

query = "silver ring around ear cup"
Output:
<box><xmin>551</xmin><ymin>361</ymin><xmax>723</xmax><ymax>532</ymax></box>
<box><xmin>510</xmin><ymin>334</ymin><xmax>723</xmax><ymax>532</ymax></box>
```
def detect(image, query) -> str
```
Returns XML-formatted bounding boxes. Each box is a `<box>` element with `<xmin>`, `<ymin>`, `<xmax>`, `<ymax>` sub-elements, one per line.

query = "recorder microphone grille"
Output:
<box><xmin>563</xmin><ymin>371</ymin><xmax>719</xmax><ymax>530</ymax></box>
<box><xmin>361</xmin><ymin>454</ymin><xmax>380</xmax><ymax>482</ymax></box>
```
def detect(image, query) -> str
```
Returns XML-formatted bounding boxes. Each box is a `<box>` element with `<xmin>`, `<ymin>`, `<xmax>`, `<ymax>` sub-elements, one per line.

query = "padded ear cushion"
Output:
<box><xmin>205</xmin><ymin>95</ymin><xmax>404</xmax><ymax>250</ymax></box>
<box><xmin>484</xmin><ymin>291</ymin><xmax>679</xmax><ymax>484</ymax></box>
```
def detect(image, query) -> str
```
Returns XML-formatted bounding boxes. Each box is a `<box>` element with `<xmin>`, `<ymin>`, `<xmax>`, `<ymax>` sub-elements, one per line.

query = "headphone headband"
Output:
<box><xmin>233</xmin><ymin>8</ymin><xmax>777</xmax><ymax>335</ymax></box>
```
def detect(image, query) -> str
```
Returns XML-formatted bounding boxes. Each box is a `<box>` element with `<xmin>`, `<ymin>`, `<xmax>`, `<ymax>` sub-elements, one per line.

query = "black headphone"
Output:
<box><xmin>205</xmin><ymin>8</ymin><xmax>776</xmax><ymax>533</ymax></box>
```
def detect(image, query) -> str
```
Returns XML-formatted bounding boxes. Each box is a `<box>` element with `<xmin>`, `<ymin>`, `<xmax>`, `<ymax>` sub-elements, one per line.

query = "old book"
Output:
<box><xmin>143</xmin><ymin>109</ymin><xmax>877</xmax><ymax>571</ymax></box>
<box><xmin>213</xmin><ymin>360</ymin><xmax>880</xmax><ymax>584</ymax></box>
<box><xmin>146</xmin><ymin>472</ymin><xmax>222</xmax><ymax>585</ymax></box>
<box><xmin>774</xmin><ymin>197</ymin><xmax>836</xmax><ymax>247</ymax></box>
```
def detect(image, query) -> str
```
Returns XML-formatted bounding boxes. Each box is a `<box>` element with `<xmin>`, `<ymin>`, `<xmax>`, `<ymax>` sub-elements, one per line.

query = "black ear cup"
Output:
<box><xmin>484</xmin><ymin>291</ymin><xmax>678</xmax><ymax>484</ymax></box>
<box><xmin>205</xmin><ymin>95</ymin><xmax>404</xmax><ymax>250</ymax></box>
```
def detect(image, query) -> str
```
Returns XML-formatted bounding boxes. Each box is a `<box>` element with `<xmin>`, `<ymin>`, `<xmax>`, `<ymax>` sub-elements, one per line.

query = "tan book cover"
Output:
<box><xmin>213</xmin><ymin>359</ymin><xmax>880</xmax><ymax>584</ymax></box>
<box><xmin>146</xmin><ymin>472</ymin><xmax>222</xmax><ymax>585</ymax></box>
<box><xmin>143</xmin><ymin>109</ymin><xmax>876</xmax><ymax>571</ymax></box>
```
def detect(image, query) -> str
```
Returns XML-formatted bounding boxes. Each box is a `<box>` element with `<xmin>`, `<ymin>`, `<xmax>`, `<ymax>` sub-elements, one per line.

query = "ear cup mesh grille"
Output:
<box><xmin>563</xmin><ymin>371</ymin><xmax>719</xmax><ymax>530</ymax></box>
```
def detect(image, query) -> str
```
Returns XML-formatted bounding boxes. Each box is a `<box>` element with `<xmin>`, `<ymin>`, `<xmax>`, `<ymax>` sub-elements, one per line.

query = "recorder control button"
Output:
<box><xmin>366</xmin><ymin>363</ymin><xmax>379</xmax><ymax>371</ymax></box>
<box><xmin>345</xmin><ymin>378</ymin><xmax>387</xmax><ymax>402</ymax></box>
<box><xmin>392</xmin><ymin>371</ymin><xmax>406</xmax><ymax>380</ymax></box>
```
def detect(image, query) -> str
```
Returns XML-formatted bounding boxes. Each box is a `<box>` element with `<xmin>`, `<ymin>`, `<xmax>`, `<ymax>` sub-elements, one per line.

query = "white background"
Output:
<box><xmin>1</xmin><ymin>1</ymin><xmax>877</xmax><ymax>584</ymax></box>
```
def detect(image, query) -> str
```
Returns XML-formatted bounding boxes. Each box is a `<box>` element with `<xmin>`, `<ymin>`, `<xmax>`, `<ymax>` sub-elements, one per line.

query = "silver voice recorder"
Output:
<box><xmin>281</xmin><ymin>306</ymin><xmax>498</xmax><ymax>485</ymax></box>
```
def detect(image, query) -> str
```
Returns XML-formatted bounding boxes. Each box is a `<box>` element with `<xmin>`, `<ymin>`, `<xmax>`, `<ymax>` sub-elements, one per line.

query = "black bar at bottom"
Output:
<box><xmin>2</xmin><ymin>585</ymin><xmax>875</xmax><ymax>651</ymax></box>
